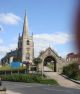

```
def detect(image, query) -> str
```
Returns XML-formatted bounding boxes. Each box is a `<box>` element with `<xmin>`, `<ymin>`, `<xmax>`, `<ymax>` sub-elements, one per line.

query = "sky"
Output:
<box><xmin>0</xmin><ymin>0</ymin><xmax>78</xmax><ymax>59</ymax></box>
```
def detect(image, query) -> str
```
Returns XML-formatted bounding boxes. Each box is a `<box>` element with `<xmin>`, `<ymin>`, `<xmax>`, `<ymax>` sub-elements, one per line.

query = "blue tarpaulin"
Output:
<box><xmin>10</xmin><ymin>62</ymin><xmax>21</xmax><ymax>68</ymax></box>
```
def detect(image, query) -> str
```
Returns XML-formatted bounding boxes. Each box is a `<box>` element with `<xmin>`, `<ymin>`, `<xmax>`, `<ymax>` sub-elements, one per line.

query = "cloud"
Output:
<box><xmin>0</xmin><ymin>13</ymin><xmax>21</xmax><ymax>25</ymax></box>
<box><xmin>0</xmin><ymin>35</ymin><xmax>18</xmax><ymax>59</ymax></box>
<box><xmin>0</xmin><ymin>43</ymin><xmax>17</xmax><ymax>59</ymax></box>
<box><xmin>0</xmin><ymin>32</ymin><xmax>74</xmax><ymax>59</ymax></box>
<box><xmin>33</xmin><ymin>32</ymin><xmax>74</xmax><ymax>57</ymax></box>
<box><xmin>34</xmin><ymin>32</ymin><xmax>72</xmax><ymax>44</ymax></box>
<box><xmin>0</xmin><ymin>25</ymin><xmax>3</xmax><ymax>32</ymax></box>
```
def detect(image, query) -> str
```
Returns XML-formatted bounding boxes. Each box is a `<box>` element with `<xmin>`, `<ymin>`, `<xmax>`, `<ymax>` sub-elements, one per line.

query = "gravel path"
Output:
<box><xmin>44</xmin><ymin>67</ymin><xmax>80</xmax><ymax>89</ymax></box>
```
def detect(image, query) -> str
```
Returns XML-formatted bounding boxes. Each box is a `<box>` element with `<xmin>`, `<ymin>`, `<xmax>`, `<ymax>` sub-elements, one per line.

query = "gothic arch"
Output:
<box><xmin>39</xmin><ymin>47</ymin><xmax>65</xmax><ymax>72</ymax></box>
<box><xmin>43</xmin><ymin>55</ymin><xmax>57</xmax><ymax>72</ymax></box>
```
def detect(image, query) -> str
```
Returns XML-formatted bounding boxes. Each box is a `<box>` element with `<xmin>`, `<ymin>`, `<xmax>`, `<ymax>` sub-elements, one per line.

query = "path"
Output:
<box><xmin>6</xmin><ymin>90</ymin><xmax>21</xmax><ymax>94</ymax></box>
<box><xmin>44</xmin><ymin>67</ymin><xmax>80</xmax><ymax>89</ymax></box>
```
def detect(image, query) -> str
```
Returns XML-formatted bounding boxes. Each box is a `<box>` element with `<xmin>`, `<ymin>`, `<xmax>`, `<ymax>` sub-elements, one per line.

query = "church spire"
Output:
<box><xmin>22</xmin><ymin>11</ymin><xmax>29</xmax><ymax>38</ymax></box>
<box><xmin>18</xmin><ymin>33</ymin><xmax>20</xmax><ymax>41</ymax></box>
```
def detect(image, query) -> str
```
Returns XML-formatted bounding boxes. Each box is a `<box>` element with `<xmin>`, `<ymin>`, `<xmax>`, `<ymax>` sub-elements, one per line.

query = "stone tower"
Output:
<box><xmin>18</xmin><ymin>12</ymin><xmax>34</xmax><ymax>63</ymax></box>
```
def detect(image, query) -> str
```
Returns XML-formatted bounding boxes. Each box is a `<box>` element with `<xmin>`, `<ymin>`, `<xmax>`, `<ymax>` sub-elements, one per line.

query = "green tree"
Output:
<box><xmin>33</xmin><ymin>58</ymin><xmax>42</xmax><ymax>72</ymax></box>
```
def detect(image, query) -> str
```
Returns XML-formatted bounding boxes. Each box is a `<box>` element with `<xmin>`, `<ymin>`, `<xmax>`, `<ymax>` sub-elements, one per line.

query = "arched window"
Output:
<box><xmin>27</xmin><ymin>40</ymin><xmax>29</xmax><ymax>45</ymax></box>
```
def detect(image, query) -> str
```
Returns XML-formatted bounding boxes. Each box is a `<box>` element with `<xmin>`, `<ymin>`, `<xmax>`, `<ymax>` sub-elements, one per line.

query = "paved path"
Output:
<box><xmin>6</xmin><ymin>90</ymin><xmax>21</xmax><ymax>94</ymax></box>
<box><xmin>44</xmin><ymin>67</ymin><xmax>80</xmax><ymax>89</ymax></box>
<box><xmin>2</xmin><ymin>81</ymin><xmax>80</xmax><ymax>94</ymax></box>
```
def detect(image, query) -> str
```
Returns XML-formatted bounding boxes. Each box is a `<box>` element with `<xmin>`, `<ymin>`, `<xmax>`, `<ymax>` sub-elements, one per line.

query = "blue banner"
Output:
<box><xmin>10</xmin><ymin>62</ymin><xmax>21</xmax><ymax>68</ymax></box>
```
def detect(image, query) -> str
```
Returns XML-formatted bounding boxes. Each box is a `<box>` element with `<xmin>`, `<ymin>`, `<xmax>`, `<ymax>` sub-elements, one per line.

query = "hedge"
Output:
<box><xmin>62</xmin><ymin>63</ymin><xmax>80</xmax><ymax>80</ymax></box>
<box><xmin>0</xmin><ymin>74</ymin><xmax>58</xmax><ymax>85</ymax></box>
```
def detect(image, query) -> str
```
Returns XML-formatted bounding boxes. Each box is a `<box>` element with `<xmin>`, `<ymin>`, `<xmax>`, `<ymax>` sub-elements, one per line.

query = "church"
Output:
<box><xmin>1</xmin><ymin>12</ymin><xmax>34</xmax><ymax>65</ymax></box>
<box><xmin>1</xmin><ymin>12</ymin><xmax>67</xmax><ymax>73</ymax></box>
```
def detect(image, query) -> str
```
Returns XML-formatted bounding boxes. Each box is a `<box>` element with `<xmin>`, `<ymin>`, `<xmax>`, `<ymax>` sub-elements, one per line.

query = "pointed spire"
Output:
<box><xmin>18</xmin><ymin>33</ymin><xmax>20</xmax><ymax>39</ymax></box>
<box><xmin>22</xmin><ymin>11</ymin><xmax>29</xmax><ymax>38</ymax></box>
<box><xmin>19</xmin><ymin>33</ymin><xmax>20</xmax><ymax>37</ymax></box>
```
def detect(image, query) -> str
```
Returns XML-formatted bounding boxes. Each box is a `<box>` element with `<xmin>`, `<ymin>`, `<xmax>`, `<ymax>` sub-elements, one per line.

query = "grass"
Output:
<box><xmin>47</xmin><ymin>64</ymin><xmax>54</xmax><ymax>70</ymax></box>
<box><xmin>40</xmin><ymin>79</ymin><xmax>58</xmax><ymax>85</ymax></box>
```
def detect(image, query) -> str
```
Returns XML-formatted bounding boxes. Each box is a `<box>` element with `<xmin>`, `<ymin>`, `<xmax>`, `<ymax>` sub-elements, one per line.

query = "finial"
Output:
<box><xmin>25</xmin><ymin>10</ymin><xmax>26</xmax><ymax>17</ymax></box>
<box><xmin>25</xmin><ymin>10</ymin><xmax>27</xmax><ymax>17</ymax></box>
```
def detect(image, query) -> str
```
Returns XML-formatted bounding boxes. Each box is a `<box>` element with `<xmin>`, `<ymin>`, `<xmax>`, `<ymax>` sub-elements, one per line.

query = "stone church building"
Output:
<box><xmin>17</xmin><ymin>13</ymin><xmax>34</xmax><ymax>63</ymax></box>
<box><xmin>1</xmin><ymin>12</ymin><xmax>66</xmax><ymax>72</ymax></box>
<box><xmin>1</xmin><ymin>12</ymin><xmax>34</xmax><ymax>65</ymax></box>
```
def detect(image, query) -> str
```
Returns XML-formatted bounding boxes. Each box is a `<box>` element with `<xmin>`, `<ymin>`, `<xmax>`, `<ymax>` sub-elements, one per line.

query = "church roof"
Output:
<box><xmin>7</xmin><ymin>50</ymin><xmax>17</xmax><ymax>56</ymax></box>
<box><xmin>67</xmin><ymin>53</ymin><xmax>80</xmax><ymax>59</ymax></box>
<box><xmin>39</xmin><ymin>47</ymin><xmax>60</xmax><ymax>58</ymax></box>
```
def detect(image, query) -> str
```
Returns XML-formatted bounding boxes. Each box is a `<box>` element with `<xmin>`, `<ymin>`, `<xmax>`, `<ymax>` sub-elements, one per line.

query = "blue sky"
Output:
<box><xmin>0</xmin><ymin>0</ymin><xmax>77</xmax><ymax>59</ymax></box>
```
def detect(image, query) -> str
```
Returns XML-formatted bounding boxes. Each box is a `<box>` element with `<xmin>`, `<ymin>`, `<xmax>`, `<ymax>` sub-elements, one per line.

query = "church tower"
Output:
<box><xmin>18</xmin><ymin>12</ymin><xmax>34</xmax><ymax>63</ymax></box>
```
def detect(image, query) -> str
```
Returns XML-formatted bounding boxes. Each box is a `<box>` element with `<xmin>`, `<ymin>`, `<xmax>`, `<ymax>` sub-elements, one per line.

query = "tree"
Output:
<box><xmin>33</xmin><ymin>58</ymin><xmax>42</xmax><ymax>72</ymax></box>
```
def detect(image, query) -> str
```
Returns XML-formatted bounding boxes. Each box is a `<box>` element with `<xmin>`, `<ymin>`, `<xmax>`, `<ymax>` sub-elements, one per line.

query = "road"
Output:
<box><xmin>2</xmin><ymin>81</ymin><xmax>80</xmax><ymax>94</ymax></box>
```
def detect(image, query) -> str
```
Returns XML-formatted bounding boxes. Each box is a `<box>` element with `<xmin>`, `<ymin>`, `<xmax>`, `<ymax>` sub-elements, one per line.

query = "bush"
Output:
<box><xmin>0</xmin><ymin>74</ymin><xmax>58</xmax><ymax>85</ymax></box>
<box><xmin>62</xmin><ymin>62</ymin><xmax>80</xmax><ymax>80</ymax></box>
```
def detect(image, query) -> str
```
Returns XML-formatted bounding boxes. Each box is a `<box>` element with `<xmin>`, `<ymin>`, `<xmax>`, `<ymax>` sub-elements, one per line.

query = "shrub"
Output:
<box><xmin>62</xmin><ymin>62</ymin><xmax>80</xmax><ymax>80</ymax></box>
<box><xmin>0</xmin><ymin>74</ymin><xmax>58</xmax><ymax>85</ymax></box>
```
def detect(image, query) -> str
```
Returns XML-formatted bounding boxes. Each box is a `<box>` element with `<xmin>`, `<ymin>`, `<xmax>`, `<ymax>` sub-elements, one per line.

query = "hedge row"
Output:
<box><xmin>0</xmin><ymin>74</ymin><xmax>58</xmax><ymax>85</ymax></box>
<box><xmin>62</xmin><ymin>63</ymin><xmax>80</xmax><ymax>80</ymax></box>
